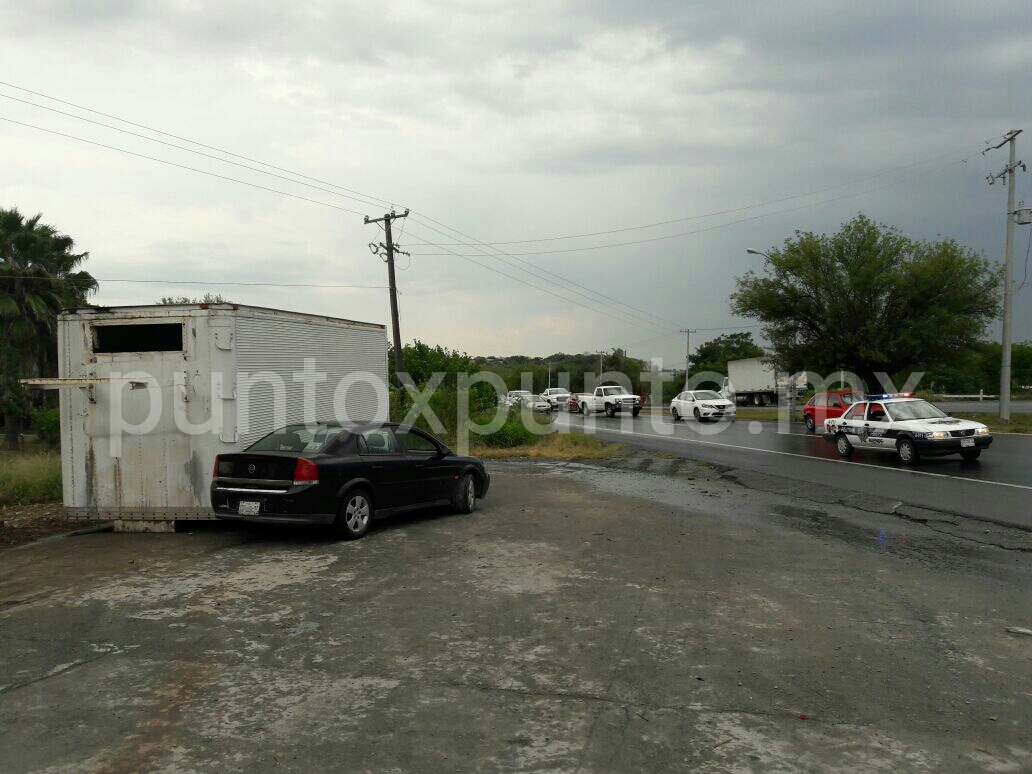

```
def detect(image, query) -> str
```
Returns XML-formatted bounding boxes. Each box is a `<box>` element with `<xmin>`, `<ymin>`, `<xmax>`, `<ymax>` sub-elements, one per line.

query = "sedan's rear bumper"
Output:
<box><xmin>210</xmin><ymin>481</ymin><xmax>336</xmax><ymax>525</ymax></box>
<box><xmin>215</xmin><ymin>510</ymin><xmax>336</xmax><ymax>525</ymax></box>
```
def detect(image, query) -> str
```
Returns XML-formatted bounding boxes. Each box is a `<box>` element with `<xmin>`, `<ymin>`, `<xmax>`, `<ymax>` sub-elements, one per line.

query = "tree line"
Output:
<box><xmin>2</xmin><ymin>206</ymin><xmax>1025</xmax><ymax>449</ymax></box>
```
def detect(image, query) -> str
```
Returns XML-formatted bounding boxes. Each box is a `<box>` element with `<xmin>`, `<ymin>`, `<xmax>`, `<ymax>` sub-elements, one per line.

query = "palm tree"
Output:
<box><xmin>0</xmin><ymin>208</ymin><xmax>97</xmax><ymax>445</ymax></box>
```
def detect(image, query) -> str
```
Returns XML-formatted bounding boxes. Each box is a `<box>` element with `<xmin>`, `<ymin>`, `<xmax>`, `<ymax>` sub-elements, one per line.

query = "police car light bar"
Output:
<box><xmin>865</xmin><ymin>392</ymin><xmax>913</xmax><ymax>399</ymax></box>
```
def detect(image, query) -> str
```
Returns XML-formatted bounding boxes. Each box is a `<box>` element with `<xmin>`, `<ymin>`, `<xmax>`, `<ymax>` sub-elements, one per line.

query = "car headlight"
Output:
<box><xmin>926</xmin><ymin>431</ymin><xmax>949</xmax><ymax>440</ymax></box>
<box><xmin>975</xmin><ymin>427</ymin><xmax>990</xmax><ymax>436</ymax></box>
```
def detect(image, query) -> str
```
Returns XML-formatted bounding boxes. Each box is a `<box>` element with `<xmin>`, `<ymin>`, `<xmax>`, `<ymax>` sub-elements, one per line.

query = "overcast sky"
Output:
<box><xmin>2</xmin><ymin>1</ymin><xmax>1030</xmax><ymax>369</ymax></box>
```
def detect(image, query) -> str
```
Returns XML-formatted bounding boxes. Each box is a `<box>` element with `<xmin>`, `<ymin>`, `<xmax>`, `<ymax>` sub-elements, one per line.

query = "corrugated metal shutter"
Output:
<box><xmin>234</xmin><ymin>315</ymin><xmax>388</xmax><ymax>447</ymax></box>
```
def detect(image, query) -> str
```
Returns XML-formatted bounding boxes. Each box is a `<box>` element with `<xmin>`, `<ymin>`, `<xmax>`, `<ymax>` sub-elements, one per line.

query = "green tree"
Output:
<box><xmin>0</xmin><ymin>209</ymin><xmax>97</xmax><ymax>445</ymax></box>
<box><xmin>689</xmin><ymin>332</ymin><xmax>764</xmax><ymax>376</ymax></box>
<box><xmin>730</xmin><ymin>214</ymin><xmax>999</xmax><ymax>390</ymax></box>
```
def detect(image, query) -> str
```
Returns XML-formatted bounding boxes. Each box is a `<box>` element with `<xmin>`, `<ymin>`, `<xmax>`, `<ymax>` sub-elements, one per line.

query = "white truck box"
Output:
<box><xmin>46</xmin><ymin>304</ymin><xmax>387</xmax><ymax>522</ymax></box>
<box><xmin>722</xmin><ymin>357</ymin><xmax>777</xmax><ymax>406</ymax></box>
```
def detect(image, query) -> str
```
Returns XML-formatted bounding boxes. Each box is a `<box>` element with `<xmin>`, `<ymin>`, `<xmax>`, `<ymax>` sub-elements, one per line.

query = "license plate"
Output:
<box><xmin>960</xmin><ymin>438</ymin><xmax>974</xmax><ymax>448</ymax></box>
<box><xmin>238</xmin><ymin>500</ymin><xmax>261</xmax><ymax>516</ymax></box>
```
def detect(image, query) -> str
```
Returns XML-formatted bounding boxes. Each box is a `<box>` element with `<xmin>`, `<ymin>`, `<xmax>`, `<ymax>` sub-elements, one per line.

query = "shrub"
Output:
<box><xmin>31</xmin><ymin>407</ymin><xmax>61</xmax><ymax>449</ymax></box>
<box><xmin>477</xmin><ymin>412</ymin><xmax>536</xmax><ymax>448</ymax></box>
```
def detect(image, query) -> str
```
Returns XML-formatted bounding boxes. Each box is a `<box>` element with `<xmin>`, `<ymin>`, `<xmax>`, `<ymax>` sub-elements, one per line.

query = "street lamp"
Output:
<box><xmin>746</xmin><ymin>248</ymin><xmax>772</xmax><ymax>259</ymax></box>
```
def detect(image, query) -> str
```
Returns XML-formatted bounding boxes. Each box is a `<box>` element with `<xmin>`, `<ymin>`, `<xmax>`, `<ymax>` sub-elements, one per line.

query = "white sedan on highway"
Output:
<box><xmin>671</xmin><ymin>390</ymin><xmax>737</xmax><ymax>422</ymax></box>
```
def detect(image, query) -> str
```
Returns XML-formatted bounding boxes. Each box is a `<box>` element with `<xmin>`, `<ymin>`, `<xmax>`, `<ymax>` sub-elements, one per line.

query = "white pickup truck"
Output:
<box><xmin>578</xmin><ymin>385</ymin><xmax>642</xmax><ymax>417</ymax></box>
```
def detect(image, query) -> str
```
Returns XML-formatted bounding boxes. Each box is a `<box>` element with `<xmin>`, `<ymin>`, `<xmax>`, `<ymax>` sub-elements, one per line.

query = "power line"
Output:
<box><xmin>0</xmin><ymin>115</ymin><xmax>372</xmax><ymax>217</ymax></box>
<box><xmin>0</xmin><ymin>91</ymin><xmax>683</xmax><ymax>330</ymax></box>
<box><xmin>410</xmin><ymin>155</ymin><xmax>977</xmax><ymax>259</ymax></box>
<box><xmin>0</xmin><ymin>81</ymin><xmax>979</xmax><ymax>333</ymax></box>
<box><xmin>405</xmin><ymin>144</ymin><xmax>980</xmax><ymax>248</ymax></box>
<box><xmin>399</xmin><ymin>225</ymin><xmax>678</xmax><ymax>335</ymax></box>
<box><xmin>403</xmin><ymin>219</ymin><xmax>681</xmax><ymax>332</ymax></box>
<box><xmin>0</xmin><ymin>91</ymin><xmax>390</xmax><ymax>215</ymax></box>
<box><xmin>0</xmin><ymin>79</ymin><xmax>396</xmax><ymax>211</ymax></box>
<box><xmin>0</xmin><ymin>275</ymin><xmax>389</xmax><ymax>289</ymax></box>
<box><xmin>0</xmin><ymin>82</ymin><xmax>981</xmax><ymax>338</ymax></box>
<box><xmin>0</xmin><ymin>112</ymin><xmax>676</xmax><ymax>334</ymax></box>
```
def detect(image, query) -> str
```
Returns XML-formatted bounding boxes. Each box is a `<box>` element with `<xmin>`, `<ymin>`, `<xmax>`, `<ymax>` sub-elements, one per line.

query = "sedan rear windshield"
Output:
<box><xmin>885</xmin><ymin>401</ymin><xmax>948</xmax><ymax>421</ymax></box>
<box><xmin>249</xmin><ymin>424</ymin><xmax>348</xmax><ymax>453</ymax></box>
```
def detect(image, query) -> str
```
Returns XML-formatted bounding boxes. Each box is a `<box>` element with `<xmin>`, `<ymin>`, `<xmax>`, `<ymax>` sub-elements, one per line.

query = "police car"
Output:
<box><xmin>822</xmin><ymin>394</ymin><xmax>992</xmax><ymax>464</ymax></box>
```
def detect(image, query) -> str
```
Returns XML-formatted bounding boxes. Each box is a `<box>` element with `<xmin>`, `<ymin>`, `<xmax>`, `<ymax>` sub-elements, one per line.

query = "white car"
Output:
<box><xmin>541</xmin><ymin>387</ymin><xmax>571</xmax><ymax>409</ymax></box>
<box><xmin>823</xmin><ymin>395</ymin><xmax>992</xmax><ymax>464</ymax></box>
<box><xmin>503</xmin><ymin>390</ymin><xmax>532</xmax><ymax>407</ymax></box>
<box><xmin>671</xmin><ymin>390</ymin><xmax>736</xmax><ymax>422</ymax></box>
<box><xmin>528</xmin><ymin>395</ymin><xmax>552</xmax><ymax>412</ymax></box>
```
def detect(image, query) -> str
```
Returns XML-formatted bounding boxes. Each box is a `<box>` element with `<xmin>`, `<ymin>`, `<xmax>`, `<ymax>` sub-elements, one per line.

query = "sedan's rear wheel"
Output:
<box><xmin>671</xmin><ymin>407</ymin><xmax>680</xmax><ymax>421</ymax></box>
<box><xmin>452</xmin><ymin>472</ymin><xmax>477</xmax><ymax>514</ymax></box>
<box><xmin>694</xmin><ymin>407</ymin><xmax>703</xmax><ymax>422</ymax></box>
<box><xmin>835</xmin><ymin>433</ymin><xmax>853</xmax><ymax>458</ymax></box>
<box><xmin>337</xmin><ymin>489</ymin><xmax>372</xmax><ymax>540</ymax></box>
<box><xmin>804</xmin><ymin>414</ymin><xmax>816</xmax><ymax>433</ymax></box>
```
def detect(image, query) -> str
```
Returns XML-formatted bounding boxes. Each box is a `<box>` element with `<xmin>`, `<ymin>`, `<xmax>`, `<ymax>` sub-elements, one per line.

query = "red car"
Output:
<box><xmin>803</xmin><ymin>390</ymin><xmax>865</xmax><ymax>432</ymax></box>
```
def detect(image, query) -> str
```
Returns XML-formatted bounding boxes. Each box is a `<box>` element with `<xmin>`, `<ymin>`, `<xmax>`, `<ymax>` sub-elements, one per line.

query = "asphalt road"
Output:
<box><xmin>556</xmin><ymin>413</ymin><xmax>1032</xmax><ymax>529</ymax></box>
<box><xmin>3</xmin><ymin>460</ymin><xmax>1031</xmax><ymax>772</ymax></box>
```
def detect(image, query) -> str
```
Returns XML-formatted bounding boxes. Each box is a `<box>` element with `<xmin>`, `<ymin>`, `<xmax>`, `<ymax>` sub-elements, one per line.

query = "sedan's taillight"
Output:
<box><xmin>212</xmin><ymin>455</ymin><xmax>221</xmax><ymax>479</ymax></box>
<box><xmin>293</xmin><ymin>458</ymin><xmax>319</xmax><ymax>486</ymax></box>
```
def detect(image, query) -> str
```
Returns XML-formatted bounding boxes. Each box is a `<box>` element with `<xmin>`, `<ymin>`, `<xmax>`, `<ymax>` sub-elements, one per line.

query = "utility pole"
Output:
<box><xmin>596</xmin><ymin>349</ymin><xmax>606</xmax><ymax>378</ymax></box>
<box><xmin>365</xmin><ymin>209</ymin><xmax>409</xmax><ymax>377</ymax></box>
<box><xmin>679</xmin><ymin>328</ymin><xmax>696</xmax><ymax>385</ymax></box>
<box><xmin>984</xmin><ymin>130</ymin><xmax>1026</xmax><ymax>421</ymax></box>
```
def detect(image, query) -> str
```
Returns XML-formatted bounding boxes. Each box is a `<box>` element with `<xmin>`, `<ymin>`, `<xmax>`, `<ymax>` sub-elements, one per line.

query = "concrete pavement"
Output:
<box><xmin>2</xmin><ymin>457</ymin><xmax>1031</xmax><ymax>772</ymax></box>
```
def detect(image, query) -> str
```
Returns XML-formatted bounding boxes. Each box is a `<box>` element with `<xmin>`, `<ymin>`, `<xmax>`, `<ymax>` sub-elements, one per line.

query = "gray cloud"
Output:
<box><xmin>1</xmin><ymin>0</ymin><xmax>1029</xmax><ymax>365</ymax></box>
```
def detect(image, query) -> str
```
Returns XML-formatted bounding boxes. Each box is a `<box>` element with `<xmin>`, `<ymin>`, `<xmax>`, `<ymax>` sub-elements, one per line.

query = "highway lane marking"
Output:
<box><xmin>556</xmin><ymin>420</ymin><xmax>1032</xmax><ymax>492</ymax></box>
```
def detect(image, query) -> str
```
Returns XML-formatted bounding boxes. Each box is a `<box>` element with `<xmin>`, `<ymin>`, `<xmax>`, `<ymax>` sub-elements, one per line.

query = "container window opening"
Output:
<box><xmin>93</xmin><ymin>323</ymin><xmax>184</xmax><ymax>353</ymax></box>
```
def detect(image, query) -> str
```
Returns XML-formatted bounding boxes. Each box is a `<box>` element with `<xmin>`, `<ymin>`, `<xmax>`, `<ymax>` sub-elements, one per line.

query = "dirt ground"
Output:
<box><xmin>1</xmin><ymin>456</ymin><xmax>1031</xmax><ymax>773</ymax></box>
<box><xmin>0</xmin><ymin>503</ymin><xmax>82</xmax><ymax>549</ymax></box>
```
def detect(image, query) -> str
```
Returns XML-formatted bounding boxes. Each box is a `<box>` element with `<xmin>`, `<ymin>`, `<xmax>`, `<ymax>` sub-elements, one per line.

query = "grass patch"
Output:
<box><xmin>475</xmin><ymin>430</ymin><xmax>625</xmax><ymax>460</ymax></box>
<box><xmin>951</xmin><ymin>413</ymin><xmax>1032</xmax><ymax>434</ymax></box>
<box><xmin>0</xmin><ymin>452</ymin><xmax>62</xmax><ymax>505</ymax></box>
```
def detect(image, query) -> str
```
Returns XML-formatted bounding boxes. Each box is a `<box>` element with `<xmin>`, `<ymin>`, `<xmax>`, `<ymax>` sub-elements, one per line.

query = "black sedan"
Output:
<box><xmin>211</xmin><ymin>422</ymin><xmax>490</xmax><ymax>539</ymax></box>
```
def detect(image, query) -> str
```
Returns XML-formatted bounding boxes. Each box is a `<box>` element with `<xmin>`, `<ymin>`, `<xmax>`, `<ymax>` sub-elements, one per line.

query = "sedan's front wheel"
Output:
<box><xmin>804</xmin><ymin>414</ymin><xmax>816</xmax><ymax>433</ymax></box>
<box><xmin>897</xmin><ymin>437</ymin><xmax>920</xmax><ymax>465</ymax></box>
<box><xmin>337</xmin><ymin>490</ymin><xmax>373</xmax><ymax>540</ymax></box>
<box><xmin>671</xmin><ymin>407</ymin><xmax>680</xmax><ymax>421</ymax></box>
<box><xmin>452</xmin><ymin>472</ymin><xmax>477</xmax><ymax>514</ymax></box>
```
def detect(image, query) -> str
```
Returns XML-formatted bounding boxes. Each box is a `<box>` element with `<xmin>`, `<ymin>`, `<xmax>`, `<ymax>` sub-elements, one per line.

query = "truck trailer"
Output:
<box><xmin>29</xmin><ymin>304</ymin><xmax>388</xmax><ymax>528</ymax></box>
<box><xmin>720</xmin><ymin>357</ymin><xmax>778</xmax><ymax>406</ymax></box>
